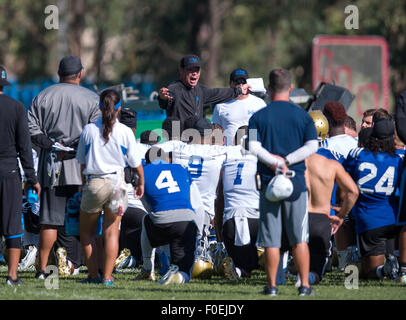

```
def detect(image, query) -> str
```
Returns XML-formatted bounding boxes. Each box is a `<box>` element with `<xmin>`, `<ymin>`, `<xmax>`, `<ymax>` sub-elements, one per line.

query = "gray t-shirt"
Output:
<box><xmin>27</xmin><ymin>83</ymin><xmax>101</xmax><ymax>186</ymax></box>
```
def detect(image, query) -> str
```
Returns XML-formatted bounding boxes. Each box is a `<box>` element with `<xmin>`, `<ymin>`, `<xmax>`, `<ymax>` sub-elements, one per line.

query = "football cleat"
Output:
<box><xmin>35</xmin><ymin>270</ymin><xmax>48</xmax><ymax>280</ymax></box>
<box><xmin>222</xmin><ymin>257</ymin><xmax>239</xmax><ymax>281</ymax></box>
<box><xmin>398</xmin><ymin>273</ymin><xmax>406</xmax><ymax>285</ymax></box>
<box><xmin>80</xmin><ymin>275</ymin><xmax>102</xmax><ymax>284</ymax></box>
<box><xmin>158</xmin><ymin>265</ymin><xmax>184</xmax><ymax>285</ymax></box>
<box><xmin>262</xmin><ymin>285</ymin><xmax>278</xmax><ymax>296</ymax></box>
<box><xmin>115</xmin><ymin>248</ymin><xmax>131</xmax><ymax>270</ymax></box>
<box><xmin>6</xmin><ymin>276</ymin><xmax>23</xmax><ymax>287</ymax></box>
<box><xmin>18</xmin><ymin>245</ymin><xmax>38</xmax><ymax>270</ymax></box>
<box><xmin>132</xmin><ymin>268</ymin><xmax>156</xmax><ymax>281</ymax></box>
<box><xmin>56</xmin><ymin>247</ymin><xmax>71</xmax><ymax>277</ymax></box>
<box><xmin>212</xmin><ymin>242</ymin><xmax>227</xmax><ymax>275</ymax></box>
<box><xmin>298</xmin><ymin>285</ymin><xmax>315</xmax><ymax>296</ymax></box>
<box><xmin>102</xmin><ymin>278</ymin><xmax>114</xmax><ymax>287</ymax></box>
<box><xmin>383</xmin><ymin>254</ymin><xmax>399</xmax><ymax>281</ymax></box>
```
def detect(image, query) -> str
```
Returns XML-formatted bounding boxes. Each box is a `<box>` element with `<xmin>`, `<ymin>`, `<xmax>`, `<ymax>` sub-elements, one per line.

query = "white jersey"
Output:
<box><xmin>212</xmin><ymin>94</ymin><xmax>266</xmax><ymax>146</ymax></box>
<box><xmin>321</xmin><ymin>134</ymin><xmax>358</xmax><ymax>159</ymax></box>
<box><xmin>172</xmin><ymin>143</ymin><xmax>227</xmax><ymax>219</ymax></box>
<box><xmin>137</xmin><ymin>143</ymin><xmax>151</xmax><ymax>164</ymax></box>
<box><xmin>222</xmin><ymin>146</ymin><xmax>259</xmax><ymax>213</ymax></box>
<box><xmin>157</xmin><ymin>140</ymin><xmax>186</xmax><ymax>153</ymax></box>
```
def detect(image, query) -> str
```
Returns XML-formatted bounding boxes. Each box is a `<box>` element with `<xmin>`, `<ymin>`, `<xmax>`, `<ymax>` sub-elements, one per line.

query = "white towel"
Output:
<box><xmin>234</xmin><ymin>216</ymin><xmax>251</xmax><ymax>246</ymax></box>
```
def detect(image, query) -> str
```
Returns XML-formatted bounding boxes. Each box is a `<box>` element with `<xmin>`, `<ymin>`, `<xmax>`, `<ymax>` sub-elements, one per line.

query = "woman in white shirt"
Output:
<box><xmin>76</xmin><ymin>89</ymin><xmax>144</xmax><ymax>286</ymax></box>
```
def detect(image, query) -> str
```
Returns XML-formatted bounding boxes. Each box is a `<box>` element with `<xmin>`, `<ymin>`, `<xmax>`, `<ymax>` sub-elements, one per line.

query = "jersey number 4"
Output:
<box><xmin>155</xmin><ymin>170</ymin><xmax>180</xmax><ymax>193</ymax></box>
<box><xmin>358</xmin><ymin>162</ymin><xmax>395</xmax><ymax>196</ymax></box>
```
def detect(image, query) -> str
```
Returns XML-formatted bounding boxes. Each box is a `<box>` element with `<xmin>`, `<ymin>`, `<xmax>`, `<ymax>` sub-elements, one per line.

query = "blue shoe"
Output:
<box><xmin>103</xmin><ymin>278</ymin><xmax>114</xmax><ymax>287</ymax></box>
<box><xmin>383</xmin><ymin>254</ymin><xmax>399</xmax><ymax>281</ymax></box>
<box><xmin>262</xmin><ymin>285</ymin><xmax>278</xmax><ymax>296</ymax></box>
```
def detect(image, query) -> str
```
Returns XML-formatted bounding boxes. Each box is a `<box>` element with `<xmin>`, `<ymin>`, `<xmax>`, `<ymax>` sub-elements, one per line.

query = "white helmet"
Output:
<box><xmin>265</xmin><ymin>171</ymin><xmax>294</xmax><ymax>202</ymax></box>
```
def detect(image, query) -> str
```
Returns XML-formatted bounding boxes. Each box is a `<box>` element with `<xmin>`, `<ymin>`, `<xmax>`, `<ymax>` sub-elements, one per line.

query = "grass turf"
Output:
<box><xmin>0</xmin><ymin>266</ymin><xmax>405</xmax><ymax>300</ymax></box>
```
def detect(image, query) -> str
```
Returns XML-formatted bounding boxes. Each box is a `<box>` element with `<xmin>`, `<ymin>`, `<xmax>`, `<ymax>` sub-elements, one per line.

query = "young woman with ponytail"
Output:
<box><xmin>76</xmin><ymin>89</ymin><xmax>144</xmax><ymax>286</ymax></box>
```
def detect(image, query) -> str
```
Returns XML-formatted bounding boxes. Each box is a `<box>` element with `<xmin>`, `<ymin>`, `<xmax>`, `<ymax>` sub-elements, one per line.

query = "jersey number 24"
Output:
<box><xmin>358</xmin><ymin>162</ymin><xmax>395</xmax><ymax>196</ymax></box>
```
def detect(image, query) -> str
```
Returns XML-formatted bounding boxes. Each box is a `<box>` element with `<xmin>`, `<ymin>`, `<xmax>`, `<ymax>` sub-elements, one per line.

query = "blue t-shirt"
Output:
<box><xmin>343</xmin><ymin>147</ymin><xmax>403</xmax><ymax>234</ymax></box>
<box><xmin>248</xmin><ymin>101</ymin><xmax>317</xmax><ymax>190</ymax></box>
<box><xmin>143</xmin><ymin>161</ymin><xmax>194</xmax><ymax>213</ymax></box>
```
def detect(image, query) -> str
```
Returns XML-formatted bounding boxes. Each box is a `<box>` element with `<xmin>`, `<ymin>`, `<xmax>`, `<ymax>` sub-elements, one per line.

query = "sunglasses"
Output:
<box><xmin>233</xmin><ymin>78</ymin><xmax>247</xmax><ymax>85</ymax></box>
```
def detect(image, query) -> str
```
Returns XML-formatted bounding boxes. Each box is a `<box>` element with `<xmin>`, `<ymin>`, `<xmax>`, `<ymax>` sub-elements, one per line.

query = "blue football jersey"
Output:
<box><xmin>143</xmin><ymin>161</ymin><xmax>194</xmax><ymax>213</ymax></box>
<box><xmin>343</xmin><ymin>147</ymin><xmax>403</xmax><ymax>233</ymax></box>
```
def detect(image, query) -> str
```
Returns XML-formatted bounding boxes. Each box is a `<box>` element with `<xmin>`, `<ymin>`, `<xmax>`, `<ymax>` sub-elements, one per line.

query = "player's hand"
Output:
<box><xmin>269</xmin><ymin>154</ymin><xmax>288</xmax><ymax>175</ymax></box>
<box><xmin>240</xmin><ymin>84</ymin><xmax>251</xmax><ymax>95</ymax></box>
<box><xmin>159</xmin><ymin>87</ymin><xmax>173</xmax><ymax>101</ymax></box>
<box><xmin>134</xmin><ymin>184</ymin><xmax>144</xmax><ymax>199</ymax></box>
<box><xmin>33</xmin><ymin>182</ymin><xmax>41</xmax><ymax>198</ymax></box>
<box><xmin>329</xmin><ymin>215</ymin><xmax>344</xmax><ymax>234</ymax></box>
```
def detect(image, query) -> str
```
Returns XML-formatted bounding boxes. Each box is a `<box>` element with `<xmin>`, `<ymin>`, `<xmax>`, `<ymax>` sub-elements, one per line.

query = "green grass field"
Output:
<box><xmin>1</xmin><ymin>265</ymin><xmax>404</xmax><ymax>301</ymax></box>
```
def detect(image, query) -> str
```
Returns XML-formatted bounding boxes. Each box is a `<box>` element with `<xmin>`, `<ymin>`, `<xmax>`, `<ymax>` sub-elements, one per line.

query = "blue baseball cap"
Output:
<box><xmin>230</xmin><ymin>68</ymin><xmax>249</xmax><ymax>83</ymax></box>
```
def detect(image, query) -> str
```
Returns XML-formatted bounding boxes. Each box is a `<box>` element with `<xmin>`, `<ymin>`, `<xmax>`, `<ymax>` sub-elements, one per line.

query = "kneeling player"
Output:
<box><xmin>215</xmin><ymin>126</ymin><xmax>260</xmax><ymax>280</ymax></box>
<box><xmin>343</xmin><ymin>114</ymin><xmax>403</xmax><ymax>280</ymax></box>
<box><xmin>134</xmin><ymin>147</ymin><xmax>198</xmax><ymax>284</ymax></box>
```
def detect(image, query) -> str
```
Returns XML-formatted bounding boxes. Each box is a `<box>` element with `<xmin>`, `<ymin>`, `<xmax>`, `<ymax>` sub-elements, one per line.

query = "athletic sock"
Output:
<box><xmin>235</xmin><ymin>267</ymin><xmax>242</xmax><ymax>278</ymax></box>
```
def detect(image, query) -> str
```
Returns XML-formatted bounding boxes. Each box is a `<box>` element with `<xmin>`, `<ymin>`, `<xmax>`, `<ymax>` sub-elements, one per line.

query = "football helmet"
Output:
<box><xmin>192</xmin><ymin>240</ymin><xmax>214</xmax><ymax>279</ymax></box>
<box><xmin>309</xmin><ymin>110</ymin><xmax>329</xmax><ymax>142</ymax></box>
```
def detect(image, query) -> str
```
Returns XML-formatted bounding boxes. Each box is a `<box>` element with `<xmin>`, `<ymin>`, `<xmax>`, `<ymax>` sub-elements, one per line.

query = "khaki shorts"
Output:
<box><xmin>81</xmin><ymin>178</ymin><xmax>128</xmax><ymax>214</ymax></box>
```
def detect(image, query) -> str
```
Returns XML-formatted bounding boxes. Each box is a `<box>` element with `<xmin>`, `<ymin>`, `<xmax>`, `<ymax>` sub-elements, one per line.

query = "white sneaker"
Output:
<box><xmin>18</xmin><ymin>245</ymin><xmax>38</xmax><ymax>270</ymax></box>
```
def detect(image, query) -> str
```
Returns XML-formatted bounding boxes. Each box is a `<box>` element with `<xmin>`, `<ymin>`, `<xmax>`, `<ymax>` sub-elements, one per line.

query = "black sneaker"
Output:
<box><xmin>6</xmin><ymin>276</ymin><xmax>23</xmax><ymax>286</ymax></box>
<box><xmin>262</xmin><ymin>285</ymin><xmax>278</xmax><ymax>296</ymax></box>
<box><xmin>298</xmin><ymin>285</ymin><xmax>315</xmax><ymax>296</ymax></box>
<box><xmin>35</xmin><ymin>270</ymin><xmax>48</xmax><ymax>279</ymax></box>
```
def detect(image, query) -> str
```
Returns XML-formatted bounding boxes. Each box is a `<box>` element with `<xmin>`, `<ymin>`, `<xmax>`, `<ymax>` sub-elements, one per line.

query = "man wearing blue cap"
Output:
<box><xmin>158</xmin><ymin>55</ymin><xmax>251</xmax><ymax>131</ymax></box>
<box><xmin>27</xmin><ymin>56</ymin><xmax>101</xmax><ymax>279</ymax></box>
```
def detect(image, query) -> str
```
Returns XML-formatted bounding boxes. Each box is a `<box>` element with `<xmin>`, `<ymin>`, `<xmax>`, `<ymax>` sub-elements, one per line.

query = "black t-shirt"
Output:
<box><xmin>0</xmin><ymin>94</ymin><xmax>37</xmax><ymax>185</ymax></box>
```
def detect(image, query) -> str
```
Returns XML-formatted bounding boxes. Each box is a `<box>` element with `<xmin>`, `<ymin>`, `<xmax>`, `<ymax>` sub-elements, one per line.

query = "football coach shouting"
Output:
<box><xmin>247</xmin><ymin>68</ymin><xmax>318</xmax><ymax>296</ymax></box>
<box><xmin>158</xmin><ymin>54</ymin><xmax>251</xmax><ymax>130</ymax></box>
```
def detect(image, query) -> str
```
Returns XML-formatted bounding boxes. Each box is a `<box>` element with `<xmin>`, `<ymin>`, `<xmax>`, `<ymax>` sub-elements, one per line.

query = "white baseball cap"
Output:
<box><xmin>265</xmin><ymin>172</ymin><xmax>294</xmax><ymax>202</ymax></box>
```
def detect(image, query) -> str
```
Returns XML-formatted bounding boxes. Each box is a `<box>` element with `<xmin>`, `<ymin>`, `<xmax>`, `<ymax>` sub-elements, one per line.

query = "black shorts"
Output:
<box><xmin>358</xmin><ymin>225</ymin><xmax>401</xmax><ymax>257</ymax></box>
<box><xmin>40</xmin><ymin>186</ymin><xmax>80</xmax><ymax>226</ymax></box>
<box><xmin>143</xmin><ymin>215</ymin><xmax>198</xmax><ymax>273</ymax></box>
<box><xmin>0</xmin><ymin>173</ymin><xmax>23</xmax><ymax>240</ymax></box>
<box><xmin>308</xmin><ymin>213</ymin><xmax>332</xmax><ymax>279</ymax></box>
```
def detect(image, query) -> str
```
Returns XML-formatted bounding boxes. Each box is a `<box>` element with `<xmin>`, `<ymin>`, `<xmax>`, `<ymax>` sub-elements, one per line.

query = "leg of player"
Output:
<box><xmin>38</xmin><ymin>226</ymin><xmax>57</xmax><ymax>273</ymax></box>
<box><xmin>292</xmin><ymin>242</ymin><xmax>310</xmax><ymax>287</ymax></box>
<box><xmin>265</xmin><ymin>247</ymin><xmax>280</xmax><ymax>287</ymax></box>
<box><xmin>361</xmin><ymin>255</ymin><xmax>385</xmax><ymax>279</ymax></box>
<box><xmin>101</xmin><ymin>207</ymin><xmax>122</xmax><ymax>283</ymax></box>
<box><xmin>398</xmin><ymin>226</ymin><xmax>406</xmax><ymax>282</ymax></box>
<box><xmin>79</xmin><ymin>211</ymin><xmax>101</xmax><ymax>280</ymax></box>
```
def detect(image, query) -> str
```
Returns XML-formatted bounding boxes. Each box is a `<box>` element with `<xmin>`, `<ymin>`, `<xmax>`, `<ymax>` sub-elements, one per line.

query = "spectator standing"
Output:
<box><xmin>0</xmin><ymin>65</ymin><xmax>41</xmax><ymax>286</ymax></box>
<box><xmin>27</xmin><ymin>56</ymin><xmax>100</xmax><ymax>279</ymax></box>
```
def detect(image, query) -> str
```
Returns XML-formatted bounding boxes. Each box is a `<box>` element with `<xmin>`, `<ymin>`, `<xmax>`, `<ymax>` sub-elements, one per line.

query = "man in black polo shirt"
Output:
<box><xmin>158</xmin><ymin>54</ymin><xmax>250</xmax><ymax>130</ymax></box>
<box><xmin>0</xmin><ymin>66</ymin><xmax>41</xmax><ymax>286</ymax></box>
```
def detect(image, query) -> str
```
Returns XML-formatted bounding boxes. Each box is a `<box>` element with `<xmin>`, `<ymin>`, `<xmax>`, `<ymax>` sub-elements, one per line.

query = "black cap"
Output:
<box><xmin>371</xmin><ymin>118</ymin><xmax>394</xmax><ymax>140</ymax></box>
<box><xmin>0</xmin><ymin>66</ymin><xmax>10</xmax><ymax>86</ymax></box>
<box><xmin>230</xmin><ymin>68</ymin><xmax>249</xmax><ymax>83</ymax></box>
<box><xmin>120</xmin><ymin>108</ymin><xmax>137</xmax><ymax>129</ymax></box>
<box><xmin>193</xmin><ymin>117</ymin><xmax>212</xmax><ymax>136</ymax></box>
<box><xmin>180</xmin><ymin>54</ymin><xmax>200</xmax><ymax>70</ymax></box>
<box><xmin>58</xmin><ymin>56</ymin><xmax>83</xmax><ymax>77</ymax></box>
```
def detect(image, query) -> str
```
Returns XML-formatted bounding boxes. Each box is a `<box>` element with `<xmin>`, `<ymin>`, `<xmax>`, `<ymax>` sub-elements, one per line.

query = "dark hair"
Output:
<box><xmin>60</xmin><ymin>72</ymin><xmax>80</xmax><ymax>82</ymax></box>
<box><xmin>234</xmin><ymin>125</ymin><xmax>248</xmax><ymax>145</ymax></box>
<box><xmin>145</xmin><ymin>146</ymin><xmax>165</xmax><ymax>164</ymax></box>
<box><xmin>323</xmin><ymin>101</ymin><xmax>347</xmax><ymax>127</ymax></box>
<box><xmin>140</xmin><ymin>130</ymin><xmax>160</xmax><ymax>145</ymax></box>
<box><xmin>363</xmin><ymin>108</ymin><xmax>376</xmax><ymax>117</ymax></box>
<box><xmin>358</xmin><ymin>127</ymin><xmax>372</xmax><ymax>147</ymax></box>
<box><xmin>344</xmin><ymin>116</ymin><xmax>357</xmax><ymax>131</ymax></box>
<box><xmin>268</xmin><ymin>69</ymin><xmax>291</xmax><ymax>93</ymax></box>
<box><xmin>372</xmin><ymin>108</ymin><xmax>391</xmax><ymax>122</ymax></box>
<box><xmin>99</xmin><ymin>89</ymin><xmax>121</xmax><ymax>144</ymax></box>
